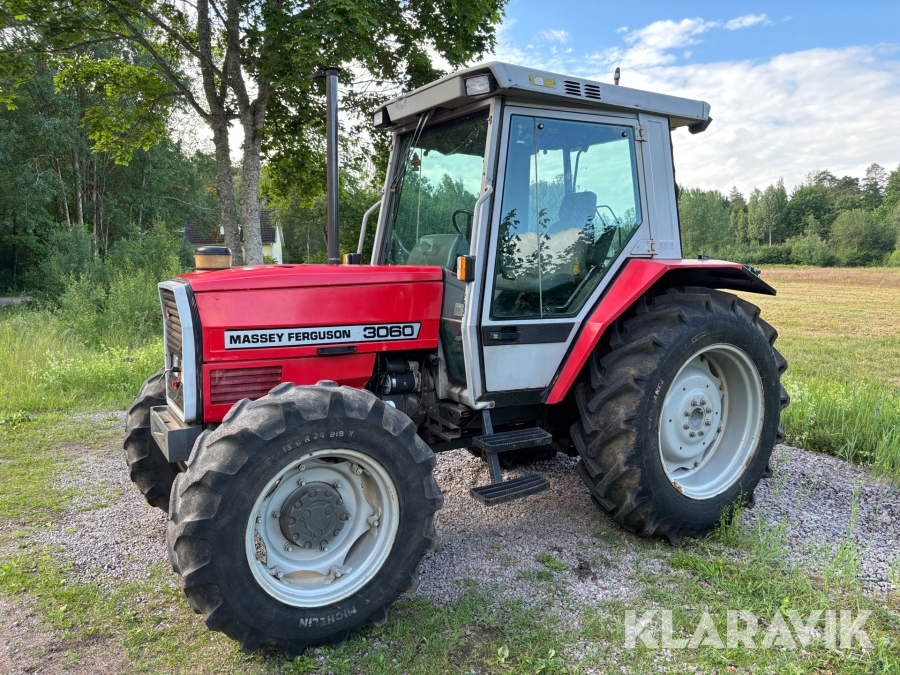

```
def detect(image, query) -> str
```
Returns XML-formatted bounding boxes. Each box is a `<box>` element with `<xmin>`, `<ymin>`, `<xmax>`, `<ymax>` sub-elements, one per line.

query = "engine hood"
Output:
<box><xmin>180</xmin><ymin>264</ymin><xmax>444</xmax><ymax>292</ymax></box>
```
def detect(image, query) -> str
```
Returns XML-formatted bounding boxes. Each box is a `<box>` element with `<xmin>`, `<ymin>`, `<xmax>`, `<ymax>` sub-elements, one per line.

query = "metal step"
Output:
<box><xmin>470</xmin><ymin>474</ymin><xmax>550</xmax><ymax>506</ymax></box>
<box><xmin>473</xmin><ymin>427</ymin><xmax>552</xmax><ymax>453</ymax></box>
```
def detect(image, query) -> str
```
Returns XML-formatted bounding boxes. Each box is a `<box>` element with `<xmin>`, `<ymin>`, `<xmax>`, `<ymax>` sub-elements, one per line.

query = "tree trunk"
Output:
<box><xmin>72</xmin><ymin>150</ymin><xmax>84</xmax><ymax>227</ymax></box>
<box><xmin>239</xmin><ymin>102</ymin><xmax>268</xmax><ymax>265</ymax></box>
<box><xmin>211</xmin><ymin>122</ymin><xmax>243</xmax><ymax>265</ymax></box>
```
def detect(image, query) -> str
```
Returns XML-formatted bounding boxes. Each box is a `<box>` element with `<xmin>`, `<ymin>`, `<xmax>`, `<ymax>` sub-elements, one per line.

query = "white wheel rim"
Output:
<box><xmin>658</xmin><ymin>343</ymin><xmax>764</xmax><ymax>500</ymax></box>
<box><xmin>245</xmin><ymin>448</ymin><xmax>399</xmax><ymax>607</ymax></box>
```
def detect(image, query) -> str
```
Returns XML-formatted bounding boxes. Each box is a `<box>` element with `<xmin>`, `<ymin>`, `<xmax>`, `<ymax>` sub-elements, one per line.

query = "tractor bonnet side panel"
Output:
<box><xmin>188</xmin><ymin>267</ymin><xmax>443</xmax><ymax>422</ymax></box>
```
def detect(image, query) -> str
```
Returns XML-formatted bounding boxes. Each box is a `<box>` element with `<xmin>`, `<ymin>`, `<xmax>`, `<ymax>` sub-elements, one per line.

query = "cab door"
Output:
<box><xmin>478</xmin><ymin>107</ymin><xmax>649</xmax><ymax>393</ymax></box>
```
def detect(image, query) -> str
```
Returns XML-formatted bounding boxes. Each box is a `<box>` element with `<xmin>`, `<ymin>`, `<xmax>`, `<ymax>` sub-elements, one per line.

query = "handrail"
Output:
<box><xmin>471</xmin><ymin>184</ymin><xmax>494</xmax><ymax>241</ymax></box>
<box><xmin>358</xmin><ymin>199</ymin><xmax>383</xmax><ymax>256</ymax></box>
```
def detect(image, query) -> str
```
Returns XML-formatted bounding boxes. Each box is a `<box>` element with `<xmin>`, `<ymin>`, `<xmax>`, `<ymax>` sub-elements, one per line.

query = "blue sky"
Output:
<box><xmin>486</xmin><ymin>1</ymin><xmax>900</xmax><ymax>194</ymax></box>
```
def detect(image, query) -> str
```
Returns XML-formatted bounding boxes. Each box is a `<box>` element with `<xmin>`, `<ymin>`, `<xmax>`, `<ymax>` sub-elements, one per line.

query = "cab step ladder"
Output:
<box><xmin>469</xmin><ymin>410</ymin><xmax>551</xmax><ymax>506</ymax></box>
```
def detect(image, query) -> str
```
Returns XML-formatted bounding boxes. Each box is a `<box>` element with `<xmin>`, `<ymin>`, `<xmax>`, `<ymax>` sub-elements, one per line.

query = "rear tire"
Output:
<box><xmin>166</xmin><ymin>382</ymin><xmax>442</xmax><ymax>657</ymax></box>
<box><xmin>571</xmin><ymin>288</ymin><xmax>788</xmax><ymax>544</ymax></box>
<box><xmin>124</xmin><ymin>369</ymin><xmax>178</xmax><ymax>511</ymax></box>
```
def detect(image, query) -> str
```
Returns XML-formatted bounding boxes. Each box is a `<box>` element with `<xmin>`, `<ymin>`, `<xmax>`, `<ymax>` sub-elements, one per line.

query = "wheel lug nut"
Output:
<box><xmin>255</xmin><ymin>516</ymin><xmax>262</xmax><ymax>524</ymax></box>
<box><xmin>332</xmin><ymin>480</ymin><xmax>342</xmax><ymax>489</ymax></box>
<box><xmin>320</xmin><ymin>541</ymin><xmax>328</xmax><ymax>551</ymax></box>
<box><xmin>683</xmin><ymin>423</ymin><xmax>690</xmax><ymax>430</ymax></box>
<box><xmin>297</xmin><ymin>464</ymin><xmax>306</xmax><ymax>471</ymax></box>
<box><xmin>698</xmin><ymin>430</ymin><xmax>704</xmax><ymax>436</ymax></box>
<box><xmin>271</xmin><ymin>510</ymin><xmax>280</xmax><ymax>518</ymax></box>
<box><xmin>689</xmin><ymin>431</ymin><xmax>696</xmax><ymax>437</ymax></box>
<box><xmin>705</xmin><ymin>407</ymin><xmax>712</xmax><ymax>413</ymax></box>
<box><xmin>276</xmin><ymin>570</ymin><xmax>283</xmax><ymax>579</ymax></box>
<box><xmin>297</xmin><ymin>477</ymin><xmax>304</xmax><ymax>486</ymax></box>
<box><xmin>717</xmin><ymin>426</ymin><xmax>723</xmax><ymax>433</ymax></box>
<box><xmin>691</xmin><ymin>399</ymin><xmax>698</xmax><ymax>406</ymax></box>
<box><xmin>284</xmin><ymin>543</ymin><xmax>293</xmax><ymax>552</ymax></box>
<box><xmin>705</xmin><ymin>419</ymin><xmax>711</xmax><ymax>426</ymax></box>
<box><xmin>340</xmin><ymin>513</ymin><xmax>350</xmax><ymax>521</ymax></box>
<box><xmin>684</xmin><ymin>410</ymin><xmax>690</xmax><ymax>416</ymax></box>
<box><xmin>292</xmin><ymin>533</ymin><xmax>300</xmax><ymax>541</ymax></box>
<box><xmin>355</xmin><ymin>467</ymin><xmax>363</xmax><ymax>475</ymax></box>
<box><xmin>336</xmin><ymin>498</ymin><xmax>344</xmax><ymax>506</ymax></box>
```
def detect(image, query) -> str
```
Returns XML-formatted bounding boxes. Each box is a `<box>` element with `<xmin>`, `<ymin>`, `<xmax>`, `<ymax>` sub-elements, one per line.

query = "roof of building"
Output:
<box><xmin>376</xmin><ymin>62</ymin><xmax>711</xmax><ymax>131</ymax></box>
<box><xmin>184</xmin><ymin>210</ymin><xmax>277</xmax><ymax>246</ymax></box>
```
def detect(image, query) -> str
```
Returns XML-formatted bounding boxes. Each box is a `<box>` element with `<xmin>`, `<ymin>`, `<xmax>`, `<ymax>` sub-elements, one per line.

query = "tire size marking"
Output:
<box><xmin>224</xmin><ymin>322</ymin><xmax>421</xmax><ymax>350</ymax></box>
<box><xmin>283</xmin><ymin>430</ymin><xmax>353</xmax><ymax>452</ymax></box>
<box><xmin>298</xmin><ymin>605</ymin><xmax>357</xmax><ymax>627</ymax></box>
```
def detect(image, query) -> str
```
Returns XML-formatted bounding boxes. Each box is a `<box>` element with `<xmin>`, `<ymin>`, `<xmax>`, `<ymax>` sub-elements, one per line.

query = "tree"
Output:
<box><xmin>830</xmin><ymin>209</ymin><xmax>896</xmax><ymax>266</ymax></box>
<box><xmin>728</xmin><ymin>187</ymin><xmax>749</xmax><ymax>243</ymax></box>
<box><xmin>747</xmin><ymin>180</ymin><xmax>787</xmax><ymax>245</ymax></box>
<box><xmin>861</xmin><ymin>163</ymin><xmax>887</xmax><ymax>210</ymax></box>
<box><xmin>786</xmin><ymin>183</ymin><xmax>833</xmax><ymax>239</ymax></box>
<box><xmin>677</xmin><ymin>187</ymin><xmax>731</xmax><ymax>256</ymax></box>
<box><xmin>4</xmin><ymin>0</ymin><xmax>507</xmax><ymax>265</ymax></box>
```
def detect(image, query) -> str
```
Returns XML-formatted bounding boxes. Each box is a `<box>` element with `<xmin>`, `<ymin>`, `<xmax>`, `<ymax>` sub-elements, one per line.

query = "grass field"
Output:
<box><xmin>738</xmin><ymin>268</ymin><xmax>900</xmax><ymax>474</ymax></box>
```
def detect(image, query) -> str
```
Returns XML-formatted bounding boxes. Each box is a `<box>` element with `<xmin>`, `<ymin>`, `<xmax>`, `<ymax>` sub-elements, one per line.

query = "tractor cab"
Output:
<box><xmin>368</xmin><ymin>62</ymin><xmax>711</xmax><ymax>408</ymax></box>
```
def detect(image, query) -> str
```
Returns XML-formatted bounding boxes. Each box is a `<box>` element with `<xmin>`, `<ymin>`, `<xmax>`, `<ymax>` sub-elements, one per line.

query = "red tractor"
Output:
<box><xmin>125</xmin><ymin>63</ymin><xmax>787</xmax><ymax>656</ymax></box>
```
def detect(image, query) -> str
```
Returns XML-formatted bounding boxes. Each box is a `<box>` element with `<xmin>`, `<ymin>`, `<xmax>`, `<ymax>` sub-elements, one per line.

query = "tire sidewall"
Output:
<box><xmin>196</xmin><ymin>414</ymin><xmax>431</xmax><ymax>643</ymax></box>
<box><xmin>635</xmin><ymin>315</ymin><xmax>781</xmax><ymax>528</ymax></box>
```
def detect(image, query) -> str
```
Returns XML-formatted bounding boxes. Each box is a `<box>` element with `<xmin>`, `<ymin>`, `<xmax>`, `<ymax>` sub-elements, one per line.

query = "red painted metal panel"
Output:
<box><xmin>544</xmin><ymin>259</ymin><xmax>743</xmax><ymax>404</ymax></box>
<box><xmin>194</xmin><ymin>280</ymin><xmax>442</xmax><ymax>362</ymax></box>
<box><xmin>202</xmin><ymin>354</ymin><xmax>376</xmax><ymax>422</ymax></box>
<box><xmin>181</xmin><ymin>264</ymin><xmax>444</xmax><ymax>293</ymax></box>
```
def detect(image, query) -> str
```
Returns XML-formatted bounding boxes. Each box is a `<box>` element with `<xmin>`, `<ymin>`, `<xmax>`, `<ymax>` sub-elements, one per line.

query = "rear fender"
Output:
<box><xmin>542</xmin><ymin>259</ymin><xmax>775</xmax><ymax>404</ymax></box>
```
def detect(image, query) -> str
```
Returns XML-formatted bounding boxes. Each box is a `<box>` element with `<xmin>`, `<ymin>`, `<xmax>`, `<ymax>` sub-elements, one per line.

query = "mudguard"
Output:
<box><xmin>543</xmin><ymin>259</ymin><xmax>775</xmax><ymax>404</ymax></box>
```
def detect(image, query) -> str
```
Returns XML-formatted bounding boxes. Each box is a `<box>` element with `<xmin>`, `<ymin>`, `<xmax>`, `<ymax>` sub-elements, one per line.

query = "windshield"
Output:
<box><xmin>380</xmin><ymin>110</ymin><xmax>489</xmax><ymax>270</ymax></box>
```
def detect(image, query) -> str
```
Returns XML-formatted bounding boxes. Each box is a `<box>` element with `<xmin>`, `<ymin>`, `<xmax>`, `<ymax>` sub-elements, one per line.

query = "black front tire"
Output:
<box><xmin>571</xmin><ymin>288</ymin><xmax>788</xmax><ymax>544</ymax></box>
<box><xmin>166</xmin><ymin>382</ymin><xmax>443</xmax><ymax>657</ymax></box>
<box><xmin>124</xmin><ymin>369</ymin><xmax>178</xmax><ymax>511</ymax></box>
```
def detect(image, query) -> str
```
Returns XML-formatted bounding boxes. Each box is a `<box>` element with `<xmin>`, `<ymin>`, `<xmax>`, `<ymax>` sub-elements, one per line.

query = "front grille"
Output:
<box><xmin>160</xmin><ymin>289</ymin><xmax>183</xmax><ymax>355</ymax></box>
<box><xmin>160</xmin><ymin>287</ymin><xmax>186</xmax><ymax>414</ymax></box>
<box><xmin>210</xmin><ymin>367</ymin><xmax>283</xmax><ymax>406</ymax></box>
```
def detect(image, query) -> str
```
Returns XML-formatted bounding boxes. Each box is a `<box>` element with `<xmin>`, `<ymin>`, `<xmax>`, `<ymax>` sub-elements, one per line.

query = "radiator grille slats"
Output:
<box><xmin>563</xmin><ymin>80</ymin><xmax>582</xmax><ymax>97</ymax></box>
<box><xmin>160</xmin><ymin>289</ymin><xmax>183</xmax><ymax>355</ymax></box>
<box><xmin>210</xmin><ymin>367</ymin><xmax>283</xmax><ymax>406</ymax></box>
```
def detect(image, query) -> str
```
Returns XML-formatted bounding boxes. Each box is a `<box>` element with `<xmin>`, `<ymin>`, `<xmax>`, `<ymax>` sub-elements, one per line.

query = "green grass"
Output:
<box><xmin>577</xmin><ymin>508</ymin><xmax>900</xmax><ymax>674</ymax></box>
<box><xmin>740</xmin><ymin>267</ymin><xmax>900</xmax><ymax>476</ymax></box>
<box><xmin>0</xmin><ymin>306</ymin><xmax>162</xmax><ymax>415</ymax></box>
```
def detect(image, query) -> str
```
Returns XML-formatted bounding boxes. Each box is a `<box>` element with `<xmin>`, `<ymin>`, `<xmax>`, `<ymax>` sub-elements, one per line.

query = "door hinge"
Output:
<box><xmin>636</xmin><ymin>126</ymin><xmax>647</xmax><ymax>142</ymax></box>
<box><xmin>630</xmin><ymin>238</ymin><xmax>657</xmax><ymax>256</ymax></box>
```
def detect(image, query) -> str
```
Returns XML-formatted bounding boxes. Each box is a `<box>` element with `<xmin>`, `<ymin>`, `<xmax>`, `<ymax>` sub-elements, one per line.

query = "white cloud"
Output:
<box><xmin>725</xmin><ymin>14</ymin><xmax>771</xmax><ymax>30</ymax></box>
<box><xmin>593</xmin><ymin>15</ymin><xmax>771</xmax><ymax>69</ymax></box>
<box><xmin>540</xmin><ymin>29</ymin><xmax>571</xmax><ymax>44</ymax></box>
<box><xmin>586</xmin><ymin>45</ymin><xmax>900</xmax><ymax>194</ymax></box>
<box><xmin>490</xmin><ymin>16</ymin><xmax>900</xmax><ymax>195</ymax></box>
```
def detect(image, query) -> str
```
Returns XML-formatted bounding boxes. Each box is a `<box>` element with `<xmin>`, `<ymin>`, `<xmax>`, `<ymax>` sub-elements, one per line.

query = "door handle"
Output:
<box><xmin>487</xmin><ymin>330</ymin><xmax>520</xmax><ymax>344</ymax></box>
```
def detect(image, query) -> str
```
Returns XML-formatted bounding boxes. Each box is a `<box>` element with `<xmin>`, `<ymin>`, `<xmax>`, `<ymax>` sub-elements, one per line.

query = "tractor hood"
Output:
<box><xmin>180</xmin><ymin>263</ymin><xmax>444</xmax><ymax>292</ymax></box>
<box><xmin>177</xmin><ymin>264</ymin><xmax>445</xmax><ymax>365</ymax></box>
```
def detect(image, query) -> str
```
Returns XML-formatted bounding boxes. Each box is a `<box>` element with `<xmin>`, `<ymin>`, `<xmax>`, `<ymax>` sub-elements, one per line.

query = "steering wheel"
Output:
<box><xmin>452</xmin><ymin>209</ymin><xmax>474</xmax><ymax>240</ymax></box>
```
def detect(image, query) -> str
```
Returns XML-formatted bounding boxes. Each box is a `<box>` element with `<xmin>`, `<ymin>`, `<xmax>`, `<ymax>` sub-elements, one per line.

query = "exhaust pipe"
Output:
<box><xmin>310</xmin><ymin>67</ymin><xmax>341</xmax><ymax>264</ymax></box>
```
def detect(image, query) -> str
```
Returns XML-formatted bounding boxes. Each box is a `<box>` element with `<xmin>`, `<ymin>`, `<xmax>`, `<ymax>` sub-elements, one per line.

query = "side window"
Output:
<box><xmin>491</xmin><ymin>115</ymin><xmax>642</xmax><ymax>319</ymax></box>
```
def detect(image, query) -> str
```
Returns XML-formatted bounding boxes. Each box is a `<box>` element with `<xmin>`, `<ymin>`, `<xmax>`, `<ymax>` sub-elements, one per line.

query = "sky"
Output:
<box><xmin>485</xmin><ymin>0</ymin><xmax>900</xmax><ymax>196</ymax></box>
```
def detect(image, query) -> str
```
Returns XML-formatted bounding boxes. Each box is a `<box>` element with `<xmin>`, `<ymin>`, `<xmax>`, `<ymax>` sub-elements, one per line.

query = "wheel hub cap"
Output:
<box><xmin>658</xmin><ymin>344</ymin><xmax>765</xmax><ymax>500</ymax></box>
<box><xmin>279</xmin><ymin>483</ymin><xmax>349</xmax><ymax>550</ymax></box>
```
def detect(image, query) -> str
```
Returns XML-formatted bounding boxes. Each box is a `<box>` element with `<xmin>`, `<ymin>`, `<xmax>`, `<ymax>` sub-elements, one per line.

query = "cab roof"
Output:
<box><xmin>376</xmin><ymin>62</ymin><xmax>711</xmax><ymax>131</ymax></box>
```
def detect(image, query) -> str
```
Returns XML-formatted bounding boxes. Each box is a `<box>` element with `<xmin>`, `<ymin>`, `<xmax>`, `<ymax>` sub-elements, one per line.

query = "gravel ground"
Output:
<box><xmin>25</xmin><ymin>432</ymin><xmax>900</xmax><ymax>607</ymax></box>
<box><xmin>747</xmin><ymin>444</ymin><xmax>900</xmax><ymax>595</ymax></box>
